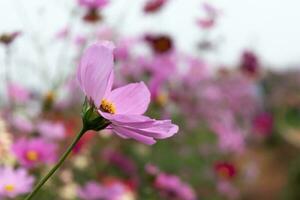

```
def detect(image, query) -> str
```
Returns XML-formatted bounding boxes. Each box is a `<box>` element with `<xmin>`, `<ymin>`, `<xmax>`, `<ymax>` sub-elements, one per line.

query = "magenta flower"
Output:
<box><xmin>143</xmin><ymin>0</ymin><xmax>167</xmax><ymax>13</ymax></box>
<box><xmin>77</xmin><ymin>41</ymin><xmax>178</xmax><ymax>145</ymax></box>
<box><xmin>7</xmin><ymin>82</ymin><xmax>31</xmax><ymax>104</ymax></box>
<box><xmin>0</xmin><ymin>166</ymin><xmax>34</xmax><ymax>198</ymax></box>
<box><xmin>196</xmin><ymin>3</ymin><xmax>220</xmax><ymax>29</ymax></box>
<box><xmin>37</xmin><ymin>120</ymin><xmax>66</xmax><ymax>140</ymax></box>
<box><xmin>252</xmin><ymin>112</ymin><xmax>273</xmax><ymax>136</ymax></box>
<box><xmin>78</xmin><ymin>0</ymin><xmax>109</xmax><ymax>9</ymax></box>
<box><xmin>10</xmin><ymin>115</ymin><xmax>34</xmax><ymax>134</ymax></box>
<box><xmin>240</xmin><ymin>50</ymin><xmax>260</xmax><ymax>76</ymax></box>
<box><xmin>12</xmin><ymin>138</ymin><xmax>57</xmax><ymax>168</ymax></box>
<box><xmin>155</xmin><ymin>173</ymin><xmax>196</xmax><ymax>200</ymax></box>
<box><xmin>78</xmin><ymin>181</ymin><xmax>127</xmax><ymax>200</ymax></box>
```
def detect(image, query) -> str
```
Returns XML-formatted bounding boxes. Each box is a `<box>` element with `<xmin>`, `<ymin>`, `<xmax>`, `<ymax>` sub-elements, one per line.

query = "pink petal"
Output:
<box><xmin>100</xmin><ymin>113</ymin><xmax>157</xmax><ymax>128</ymax></box>
<box><xmin>77</xmin><ymin>41</ymin><xmax>115</xmax><ymax>106</ymax></box>
<box><xmin>104</xmin><ymin>71</ymin><xmax>114</xmax><ymax>97</ymax></box>
<box><xmin>105</xmin><ymin>82</ymin><xmax>150</xmax><ymax>115</ymax></box>
<box><xmin>111</xmin><ymin>124</ymin><xmax>156</xmax><ymax>145</ymax></box>
<box><xmin>100</xmin><ymin>113</ymin><xmax>178</xmax><ymax>144</ymax></box>
<box><xmin>126</xmin><ymin>120</ymin><xmax>178</xmax><ymax>139</ymax></box>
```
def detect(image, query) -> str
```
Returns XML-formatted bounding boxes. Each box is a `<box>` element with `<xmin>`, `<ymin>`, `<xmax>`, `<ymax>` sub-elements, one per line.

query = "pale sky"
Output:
<box><xmin>0</xmin><ymin>0</ymin><xmax>300</xmax><ymax>72</ymax></box>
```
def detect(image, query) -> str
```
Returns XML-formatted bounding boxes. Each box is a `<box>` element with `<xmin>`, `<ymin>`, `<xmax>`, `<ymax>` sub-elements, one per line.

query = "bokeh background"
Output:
<box><xmin>1</xmin><ymin>0</ymin><xmax>300</xmax><ymax>199</ymax></box>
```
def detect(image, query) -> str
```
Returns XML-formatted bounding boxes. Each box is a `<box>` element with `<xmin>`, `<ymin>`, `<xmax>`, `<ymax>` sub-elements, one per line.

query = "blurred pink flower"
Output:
<box><xmin>240</xmin><ymin>50</ymin><xmax>260</xmax><ymax>77</ymax></box>
<box><xmin>143</xmin><ymin>0</ymin><xmax>167</xmax><ymax>13</ymax></box>
<box><xmin>155</xmin><ymin>173</ymin><xmax>196</xmax><ymax>200</ymax></box>
<box><xmin>10</xmin><ymin>115</ymin><xmax>34</xmax><ymax>134</ymax></box>
<box><xmin>252</xmin><ymin>112</ymin><xmax>273</xmax><ymax>136</ymax></box>
<box><xmin>214</xmin><ymin>161</ymin><xmax>237</xmax><ymax>180</ymax></box>
<box><xmin>217</xmin><ymin>180</ymin><xmax>239</xmax><ymax>199</ymax></box>
<box><xmin>0</xmin><ymin>166</ymin><xmax>34</xmax><ymax>198</ymax></box>
<box><xmin>196</xmin><ymin>3</ymin><xmax>220</xmax><ymax>29</ymax></box>
<box><xmin>55</xmin><ymin>26</ymin><xmax>69</xmax><ymax>39</ymax></box>
<box><xmin>37</xmin><ymin>120</ymin><xmax>66</xmax><ymax>140</ymax></box>
<box><xmin>7</xmin><ymin>83</ymin><xmax>31</xmax><ymax>103</ymax></box>
<box><xmin>210</xmin><ymin>112</ymin><xmax>245</xmax><ymax>154</ymax></box>
<box><xmin>12</xmin><ymin>138</ymin><xmax>57</xmax><ymax>168</ymax></box>
<box><xmin>102</xmin><ymin>150</ymin><xmax>137</xmax><ymax>175</ymax></box>
<box><xmin>78</xmin><ymin>0</ymin><xmax>109</xmax><ymax>9</ymax></box>
<box><xmin>145</xmin><ymin>163</ymin><xmax>160</xmax><ymax>175</ymax></box>
<box><xmin>197</xmin><ymin>18</ymin><xmax>215</xmax><ymax>29</ymax></box>
<box><xmin>74</xmin><ymin>34</ymin><xmax>87</xmax><ymax>46</ymax></box>
<box><xmin>77</xmin><ymin>41</ymin><xmax>178</xmax><ymax>145</ymax></box>
<box><xmin>96</xmin><ymin>26</ymin><xmax>115</xmax><ymax>41</ymax></box>
<box><xmin>78</xmin><ymin>181</ymin><xmax>129</xmax><ymax>200</ymax></box>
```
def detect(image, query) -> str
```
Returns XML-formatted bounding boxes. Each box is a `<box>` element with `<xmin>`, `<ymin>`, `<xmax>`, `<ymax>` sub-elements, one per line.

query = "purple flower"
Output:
<box><xmin>217</xmin><ymin>180</ymin><xmax>239</xmax><ymax>199</ymax></box>
<box><xmin>78</xmin><ymin>181</ymin><xmax>128</xmax><ymax>200</ymax></box>
<box><xmin>0</xmin><ymin>166</ymin><xmax>34</xmax><ymax>198</ymax></box>
<box><xmin>210</xmin><ymin>112</ymin><xmax>245</xmax><ymax>154</ymax></box>
<box><xmin>102</xmin><ymin>150</ymin><xmax>137</xmax><ymax>175</ymax></box>
<box><xmin>143</xmin><ymin>0</ymin><xmax>168</xmax><ymax>13</ymax></box>
<box><xmin>252</xmin><ymin>112</ymin><xmax>273</xmax><ymax>136</ymax></box>
<box><xmin>12</xmin><ymin>138</ymin><xmax>57</xmax><ymax>168</ymax></box>
<box><xmin>240</xmin><ymin>50</ymin><xmax>260</xmax><ymax>76</ymax></box>
<box><xmin>10</xmin><ymin>115</ymin><xmax>34</xmax><ymax>134</ymax></box>
<box><xmin>77</xmin><ymin>41</ymin><xmax>178</xmax><ymax>145</ymax></box>
<box><xmin>78</xmin><ymin>0</ymin><xmax>109</xmax><ymax>9</ymax></box>
<box><xmin>7</xmin><ymin>82</ymin><xmax>31</xmax><ymax>104</ymax></box>
<box><xmin>154</xmin><ymin>173</ymin><xmax>196</xmax><ymax>200</ymax></box>
<box><xmin>37</xmin><ymin>120</ymin><xmax>66</xmax><ymax>140</ymax></box>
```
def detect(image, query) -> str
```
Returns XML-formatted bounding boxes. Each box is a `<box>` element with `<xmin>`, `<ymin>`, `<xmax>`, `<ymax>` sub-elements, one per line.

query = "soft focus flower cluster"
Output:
<box><xmin>0</xmin><ymin>1</ymin><xmax>299</xmax><ymax>199</ymax></box>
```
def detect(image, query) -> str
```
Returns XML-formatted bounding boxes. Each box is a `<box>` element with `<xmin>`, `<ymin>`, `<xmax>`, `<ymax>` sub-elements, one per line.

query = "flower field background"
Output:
<box><xmin>0</xmin><ymin>1</ymin><xmax>300</xmax><ymax>200</ymax></box>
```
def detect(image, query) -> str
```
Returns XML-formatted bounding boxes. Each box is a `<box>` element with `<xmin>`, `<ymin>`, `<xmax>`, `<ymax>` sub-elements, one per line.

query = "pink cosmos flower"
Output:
<box><xmin>55</xmin><ymin>26</ymin><xmax>69</xmax><ymax>39</ymax></box>
<box><xmin>75</xmin><ymin>34</ymin><xmax>87</xmax><ymax>46</ymax></box>
<box><xmin>196</xmin><ymin>3</ymin><xmax>220</xmax><ymax>29</ymax></box>
<box><xmin>252</xmin><ymin>112</ymin><xmax>273</xmax><ymax>136</ymax></box>
<box><xmin>144</xmin><ymin>0</ymin><xmax>167</xmax><ymax>13</ymax></box>
<box><xmin>12</xmin><ymin>138</ymin><xmax>57</xmax><ymax>168</ymax></box>
<box><xmin>78</xmin><ymin>181</ymin><xmax>129</xmax><ymax>200</ymax></box>
<box><xmin>154</xmin><ymin>173</ymin><xmax>196</xmax><ymax>200</ymax></box>
<box><xmin>217</xmin><ymin>180</ymin><xmax>239</xmax><ymax>199</ymax></box>
<box><xmin>77</xmin><ymin>41</ymin><xmax>178</xmax><ymax>145</ymax></box>
<box><xmin>78</xmin><ymin>0</ymin><xmax>109</xmax><ymax>9</ymax></box>
<box><xmin>37</xmin><ymin>120</ymin><xmax>66</xmax><ymax>140</ymax></box>
<box><xmin>102</xmin><ymin>150</ymin><xmax>137</xmax><ymax>175</ymax></box>
<box><xmin>210</xmin><ymin>111</ymin><xmax>245</xmax><ymax>154</ymax></box>
<box><xmin>10</xmin><ymin>115</ymin><xmax>34</xmax><ymax>134</ymax></box>
<box><xmin>197</xmin><ymin>18</ymin><xmax>215</xmax><ymax>29</ymax></box>
<box><xmin>0</xmin><ymin>166</ymin><xmax>34</xmax><ymax>199</ymax></box>
<box><xmin>7</xmin><ymin>82</ymin><xmax>31</xmax><ymax>103</ymax></box>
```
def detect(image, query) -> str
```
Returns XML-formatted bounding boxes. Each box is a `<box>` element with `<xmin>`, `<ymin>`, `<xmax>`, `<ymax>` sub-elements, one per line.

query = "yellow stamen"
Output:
<box><xmin>44</xmin><ymin>91</ymin><xmax>56</xmax><ymax>102</ymax></box>
<box><xmin>100</xmin><ymin>99</ymin><xmax>116</xmax><ymax>114</ymax></box>
<box><xmin>156</xmin><ymin>92</ymin><xmax>168</xmax><ymax>106</ymax></box>
<box><xmin>4</xmin><ymin>184</ymin><xmax>15</xmax><ymax>192</ymax></box>
<box><xmin>26</xmin><ymin>150</ymin><xmax>39</xmax><ymax>161</ymax></box>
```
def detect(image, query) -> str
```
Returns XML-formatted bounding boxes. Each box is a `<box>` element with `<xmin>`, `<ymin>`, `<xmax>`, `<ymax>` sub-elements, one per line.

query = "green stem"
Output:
<box><xmin>24</xmin><ymin>127</ymin><xmax>87</xmax><ymax>200</ymax></box>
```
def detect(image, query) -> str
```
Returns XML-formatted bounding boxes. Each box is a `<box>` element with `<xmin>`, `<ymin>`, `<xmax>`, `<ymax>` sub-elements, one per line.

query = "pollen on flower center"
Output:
<box><xmin>4</xmin><ymin>184</ymin><xmax>15</xmax><ymax>192</ymax></box>
<box><xmin>100</xmin><ymin>99</ymin><xmax>116</xmax><ymax>114</ymax></box>
<box><xmin>26</xmin><ymin>150</ymin><xmax>39</xmax><ymax>161</ymax></box>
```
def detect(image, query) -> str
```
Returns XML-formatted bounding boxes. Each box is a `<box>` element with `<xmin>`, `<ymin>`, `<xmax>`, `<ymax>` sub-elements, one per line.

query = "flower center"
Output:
<box><xmin>4</xmin><ymin>184</ymin><xmax>15</xmax><ymax>192</ymax></box>
<box><xmin>218</xmin><ymin>167</ymin><xmax>230</xmax><ymax>179</ymax></box>
<box><xmin>100</xmin><ymin>99</ymin><xmax>116</xmax><ymax>114</ymax></box>
<box><xmin>26</xmin><ymin>150</ymin><xmax>39</xmax><ymax>161</ymax></box>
